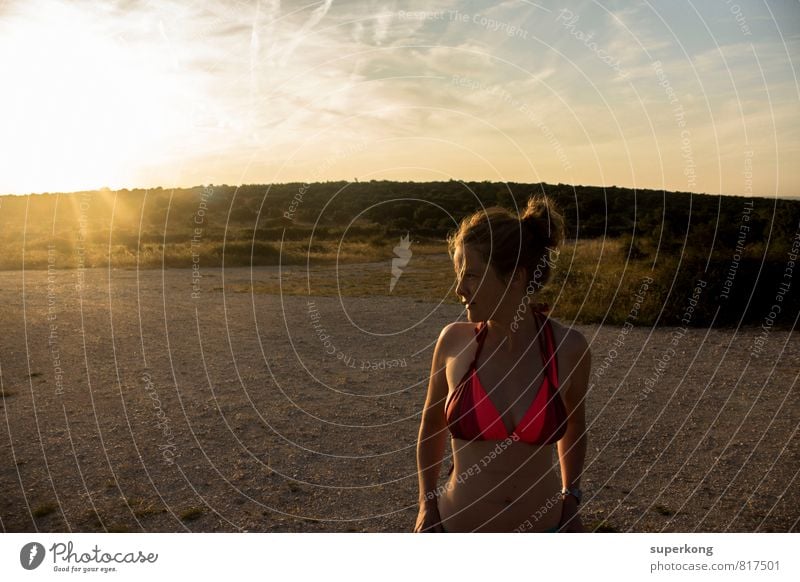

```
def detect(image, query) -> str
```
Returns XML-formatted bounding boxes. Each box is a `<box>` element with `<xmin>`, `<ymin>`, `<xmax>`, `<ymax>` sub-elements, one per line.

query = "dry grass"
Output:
<box><xmin>230</xmin><ymin>238</ymin><xmax>662</xmax><ymax>326</ymax></box>
<box><xmin>1</xmin><ymin>235</ymin><xmax>442</xmax><ymax>271</ymax></box>
<box><xmin>125</xmin><ymin>496</ymin><xmax>166</xmax><ymax>518</ymax></box>
<box><xmin>550</xmin><ymin>238</ymin><xmax>661</xmax><ymax>324</ymax></box>
<box><xmin>232</xmin><ymin>246</ymin><xmax>456</xmax><ymax>301</ymax></box>
<box><xmin>32</xmin><ymin>503</ymin><xmax>58</xmax><ymax>518</ymax></box>
<box><xmin>179</xmin><ymin>507</ymin><xmax>204</xmax><ymax>521</ymax></box>
<box><xmin>653</xmin><ymin>504</ymin><xmax>675</xmax><ymax>517</ymax></box>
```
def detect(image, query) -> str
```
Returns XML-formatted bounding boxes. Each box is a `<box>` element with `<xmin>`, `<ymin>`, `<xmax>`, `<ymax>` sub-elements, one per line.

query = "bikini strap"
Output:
<box><xmin>445</xmin><ymin>323</ymin><xmax>486</xmax><ymax>411</ymax></box>
<box><xmin>531</xmin><ymin>309</ymin><xmax>556</xmax><ymax>387</ymax></box>
<box><xmin>472</xmin><ymin>321</ymin><xmax>488</xmax><ymax>365</ymax></box>
<box><xmin>540</xmin><ymin>313</ymin><xmax>559</xmax><ymax>387</ymax></box>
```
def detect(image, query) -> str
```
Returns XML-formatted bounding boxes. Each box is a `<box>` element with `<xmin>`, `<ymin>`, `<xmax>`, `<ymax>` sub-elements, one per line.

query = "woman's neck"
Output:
<box><xmin>485</xmin><ymin>304</ymin><xmax>540</xmax><ymax>353</ymax></box>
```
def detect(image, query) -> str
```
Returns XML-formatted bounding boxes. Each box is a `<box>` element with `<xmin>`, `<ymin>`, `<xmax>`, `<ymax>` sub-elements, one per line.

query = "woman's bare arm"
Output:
<box><xmin>416</xmin><ymin>325</ymin><xmax>455</xmax><ymax>506</ymax></box>
<box><xmin>556</xmin><ymin>330</ymin><xmax>591</xmax><ymax>530</ymax></box>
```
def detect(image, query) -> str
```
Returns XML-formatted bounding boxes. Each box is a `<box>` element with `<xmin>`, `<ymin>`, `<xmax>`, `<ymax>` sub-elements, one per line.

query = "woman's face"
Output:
<box><xmin>453</xmin><ymin>244</ymin><xmax>517</xmax><ymax>322</ymax></box>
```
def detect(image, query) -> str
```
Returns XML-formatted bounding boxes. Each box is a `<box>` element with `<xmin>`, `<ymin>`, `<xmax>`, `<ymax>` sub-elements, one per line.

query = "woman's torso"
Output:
<box><xmin>438</xmin><ymin>438</ymin><xmax>563</xmax><ymax>532</ymax></box>
<box><xmin>437</xmin><ymin>313</ymin><xmax>568</xmax><ymax>532</ymax></box>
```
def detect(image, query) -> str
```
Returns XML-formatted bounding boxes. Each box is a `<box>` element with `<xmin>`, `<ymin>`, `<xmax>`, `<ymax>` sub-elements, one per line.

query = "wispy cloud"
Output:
<box><xmin>0</xmin><ymin>0</ymin><xmax>796</xmax><ymax>196</ymax></box>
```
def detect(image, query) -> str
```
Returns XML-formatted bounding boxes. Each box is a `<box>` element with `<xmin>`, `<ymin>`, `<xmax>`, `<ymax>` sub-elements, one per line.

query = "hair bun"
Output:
<box><xmin>520</xmin><ymin>212</ymin><xmax>544</xmax><ymax>241</ymax></box>
<box><xmin>447</xmin><ymin>192</ymin><xmax>565</xmax><ymax>291</ymax></box>
<box><xmin>520</xmin><ymin>195</ymin><xmax>564</xmax><ymax>249</ymax></box>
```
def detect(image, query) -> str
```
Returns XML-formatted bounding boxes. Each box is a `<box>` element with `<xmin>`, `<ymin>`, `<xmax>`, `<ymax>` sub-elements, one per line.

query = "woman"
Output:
<box><xmin>413</xmin><ymin>195</ymin><xmax>591</xmax><ymax>533</ymax></box>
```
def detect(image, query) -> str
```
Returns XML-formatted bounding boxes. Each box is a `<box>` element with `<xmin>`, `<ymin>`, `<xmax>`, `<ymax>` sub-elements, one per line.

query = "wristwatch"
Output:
<box><xmin>560</xmin><ymin>486</ymin><xmax>583</xmax><ymax>504</ymax></box>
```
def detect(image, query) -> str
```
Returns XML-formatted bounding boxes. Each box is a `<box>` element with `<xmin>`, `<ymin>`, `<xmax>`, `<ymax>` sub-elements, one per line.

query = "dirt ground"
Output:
<box><xmin>0</xmin><ymin>265</ymin><xmax>797</xmax><ymax>532</ymax></box>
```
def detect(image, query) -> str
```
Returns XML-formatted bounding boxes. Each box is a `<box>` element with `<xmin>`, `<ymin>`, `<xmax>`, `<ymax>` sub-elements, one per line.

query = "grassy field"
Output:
<box><xmin>1</xmin><ymin>216</ymin><xmax>794</xmax><ymax>328</ymax></box>
<box><xmin>227</xmin><ymin>238</ymin><xmax>645</xmax><ymax>312</ymax></box>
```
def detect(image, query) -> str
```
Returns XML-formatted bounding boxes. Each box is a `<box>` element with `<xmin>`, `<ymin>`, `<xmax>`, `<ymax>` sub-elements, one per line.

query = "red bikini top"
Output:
<box><xmin>445</xmin><ymin>308</ymin><xmax>568</xmax><ymax>445</ymax></box>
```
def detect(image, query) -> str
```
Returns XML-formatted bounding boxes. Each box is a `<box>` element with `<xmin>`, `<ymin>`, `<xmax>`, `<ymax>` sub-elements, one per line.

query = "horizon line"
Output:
<box><xmin>0</xmin><ymin>180</ymin><xmax>795</xmax><ymax>200</ymax></box>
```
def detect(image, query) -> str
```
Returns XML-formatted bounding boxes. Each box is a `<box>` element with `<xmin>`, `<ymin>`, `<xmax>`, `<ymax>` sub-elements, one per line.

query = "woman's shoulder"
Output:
<box><xmin>547</xmin><ymin>317</ymin><xmax>590</xmax><ymax>360</ymax></box>
<box><xmin>547</xmin><ymin>317</ymin><xmax>591</xmax><ymax>391</ymax></box>
<box><xmin>439</xmin><ymin>321</ymin><xmax>477</xmax><ymax>340</ymax></box>
<box><xmin>437</xmin><ymin>321</ymin><xmax>478</xmax><ymax>356</ymax></box>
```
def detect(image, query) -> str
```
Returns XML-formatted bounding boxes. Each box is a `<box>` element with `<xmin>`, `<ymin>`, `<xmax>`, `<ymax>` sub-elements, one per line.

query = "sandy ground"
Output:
<box><xmin>0</xmin><ymin>264</ymin><xmax>797</xmax><ymax>533</ymax></box>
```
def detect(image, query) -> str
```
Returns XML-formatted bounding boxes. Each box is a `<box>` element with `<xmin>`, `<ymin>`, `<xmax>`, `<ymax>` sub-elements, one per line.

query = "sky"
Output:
<box><xmin>0</xmin><ymin>0</ymin><xmax>797</xmax><ymax>197</ymax></box>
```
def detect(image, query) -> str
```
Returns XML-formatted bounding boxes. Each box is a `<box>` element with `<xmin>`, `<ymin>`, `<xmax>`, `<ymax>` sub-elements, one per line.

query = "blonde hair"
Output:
<box><xmin>447</xmin><ymin>194</ymin><xmax>565</xmax><ymax>292</ymax></box>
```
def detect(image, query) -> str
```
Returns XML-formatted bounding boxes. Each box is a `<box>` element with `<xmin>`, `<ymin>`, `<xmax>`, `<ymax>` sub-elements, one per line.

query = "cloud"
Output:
<box><xmin>275</xmin><ymin>0</ymin><xmax>334</xmax><ymax>67</ymax></box>
<box><xmin>373</xmin><ymin>9</ymin><xmax>392</xmax><ymax>44</ymax></box>
<box><xmin>1</xmin><ymin>0</ymin><xmax>795</xmax><ymax>195</ymax></box>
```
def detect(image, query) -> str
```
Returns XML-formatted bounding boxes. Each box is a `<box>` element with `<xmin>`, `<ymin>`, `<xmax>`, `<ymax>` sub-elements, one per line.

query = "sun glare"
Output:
<box><xmin>0</xmin><ymin>3</ymin><xmax>191</xmax><ymax>195</ymax></box>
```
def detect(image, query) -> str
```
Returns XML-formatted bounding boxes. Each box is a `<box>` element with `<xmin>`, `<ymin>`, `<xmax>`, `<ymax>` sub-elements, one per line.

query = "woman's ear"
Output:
<box><xmin>511</xmin><ymin>266</ymin><xmax>528</xmax><ymax>289</ymax></box>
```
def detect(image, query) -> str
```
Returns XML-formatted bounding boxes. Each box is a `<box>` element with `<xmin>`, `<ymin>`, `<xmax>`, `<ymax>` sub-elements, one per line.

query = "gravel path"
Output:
<box><xmin>0</xmin><ymin>266</ymin><xmax>796</xmax><ymax>532</ymax></box>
